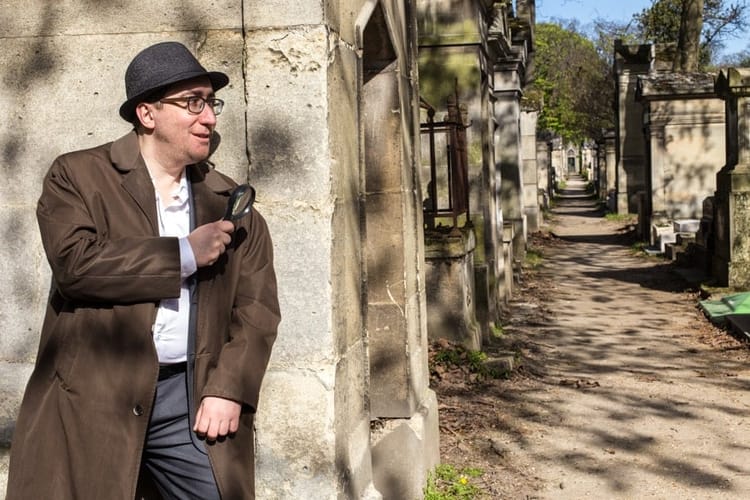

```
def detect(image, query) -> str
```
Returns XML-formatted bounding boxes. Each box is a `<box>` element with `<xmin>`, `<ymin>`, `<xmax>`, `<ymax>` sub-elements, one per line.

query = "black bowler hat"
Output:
<box><xmin>119</xmin><ymin>41</ymin><xmax>229</xmax><ymax>122</ymax></box>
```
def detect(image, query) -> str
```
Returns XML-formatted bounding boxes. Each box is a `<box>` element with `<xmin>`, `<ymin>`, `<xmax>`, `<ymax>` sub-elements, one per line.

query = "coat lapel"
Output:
<box><xmin>111</xmin><ymin>132</ymin><xmax>159</xmax><ymax>234</ymax></box>
<box><xmin>188</xmin><ymin>164</ymin><xmax>231</xmax><ymax>226</ymax></box>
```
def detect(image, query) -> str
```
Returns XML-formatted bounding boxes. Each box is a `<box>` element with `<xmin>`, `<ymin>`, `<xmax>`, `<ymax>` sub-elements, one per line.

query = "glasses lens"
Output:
<box><xmin>211</xmin><ymin>99</ymin><xmax>224</xmax><ymax>116</ymax></box>
<box><xmin>187</xmin><ymin>97</ymin><xmax>204</xmax><ymax>114</ymax></box>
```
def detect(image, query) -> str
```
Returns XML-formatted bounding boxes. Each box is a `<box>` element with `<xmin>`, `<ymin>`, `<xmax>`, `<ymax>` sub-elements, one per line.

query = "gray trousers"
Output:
<box><xmin>141</xmin><ymin>371</ymin><xmax>221</xmax><ymax>500</ymax></box>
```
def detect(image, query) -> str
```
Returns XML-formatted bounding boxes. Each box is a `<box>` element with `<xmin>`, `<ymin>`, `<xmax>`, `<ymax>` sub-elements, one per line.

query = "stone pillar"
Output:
<box><xmin>246</xmin><ymin>3</ymin><xmax>374</xmax><ymax>495</ymax></box>
<box><xmin>549</xmin><ymin>136</ymin><xmax>565</xmax><ymax>191</ymax></box>
<box><xmin>495</xmin><ymin>62</ymin><xmax>526</xmax><ymax>276</ymax></box>
<box><xmin>712</xmin><ymin>68</ymin><xmax>750</xmax><ymax>288</ymax></box>
<box><xmin>647</xmin><ymin>122</ymin><xmax>669</xmax><ymax>224</ymax></box>
<box><xmin>536</xmin><ymin>138</ymin><xmax>551</xmax><ymax>208</ymax></box>
<box><xmin>476</xmin><ymin>70</ymin><xmax>502</xmax><ymax>338</ymax></box>
<box><xmin>521</xmin><ymin>110</ymin><xmax>540</xmax><ymax>232</ymax></box>
<box><xmin>360</xmin><ymin>3</ymin><xmax>440</xmax><ymax>499</ymax></box>
<box><xmin>614</xmin><ymin>41</ymin><xmax>651</xmax><ymax>214</ymax></box>
<box><xmin>603</xmin><ymin>130</ymin><xmax>617</xmax><ymax>211</ymax></box>
<box><xmin>246</xmin><ymin>0</ymin><xmax>439</xmax><ymax>497</ymax></box>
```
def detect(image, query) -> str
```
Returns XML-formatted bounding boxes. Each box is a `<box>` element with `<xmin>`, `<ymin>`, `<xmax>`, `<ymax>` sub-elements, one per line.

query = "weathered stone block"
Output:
<box><xmin>244</xmin><ymin>0</ymin><xmax>323</xmax><ymax>30</ymax></box>
<box><xmin>368</xmin><ymin>303</ymin><xmax>415</xmax><ymax>417</ymax></box>
<box><xmin>1</xmin><ymin>1</ymin><xmax>241</xmax><ymax>38</ymax></box>
<box><xmin>424</xmin><ymin>229</ymin><xmax>480</xmax><ymax>350</ymax></box>
<box><xmin>264</xmin><ymin>204</ymin><xmax>334</xmax><ymax>366</ymax></box>
<box><xmin>371</xmin><ymin>390</ymin><xmax>440</xmax><ymax>500</ymax></box>
<box><xmin>256</xmin><ymin>370</ymin><xmax>337</xmax><ymax>499</ymax></box>
<box><xmin>335</xmin><ymin>341</ymin><xmax>375</xmax><ymax>499</ymax></box>
<box><xmin>244</xmin><ymin>26</ymin><xmax>332</xmax><ymax>202</ymax></box>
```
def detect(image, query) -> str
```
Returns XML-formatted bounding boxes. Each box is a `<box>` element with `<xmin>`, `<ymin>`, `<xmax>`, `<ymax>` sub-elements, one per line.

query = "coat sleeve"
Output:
<box><xmin>37</xmin><ymin>155</ymin><xmax>182</xmax><ymax>304</ymax></box>
<box><xmin>200</xmin><ymin>209</ymin><xmax>280</xmax><ymax>412</ymax></box>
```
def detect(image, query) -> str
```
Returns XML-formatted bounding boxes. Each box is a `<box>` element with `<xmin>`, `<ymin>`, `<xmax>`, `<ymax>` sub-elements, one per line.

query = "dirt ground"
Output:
<box><xmin>431</xmin><ymin>178</ymin><xmax>750</xmax><ymax>499</ymax></box>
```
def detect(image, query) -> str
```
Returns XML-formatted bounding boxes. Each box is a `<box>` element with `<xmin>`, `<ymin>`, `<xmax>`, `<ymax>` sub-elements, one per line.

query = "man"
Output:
<box><xmin>6</xmin><ymin>41</ymin><xmax>280</xmax><ymax>500</ymax></box>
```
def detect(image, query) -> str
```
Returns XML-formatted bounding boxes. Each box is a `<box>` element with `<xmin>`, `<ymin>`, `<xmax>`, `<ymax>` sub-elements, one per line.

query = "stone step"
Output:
<box><xmin>483</xmin><ymin>351</ymin><xmax>521</xmax><ymax>376</ymax></box>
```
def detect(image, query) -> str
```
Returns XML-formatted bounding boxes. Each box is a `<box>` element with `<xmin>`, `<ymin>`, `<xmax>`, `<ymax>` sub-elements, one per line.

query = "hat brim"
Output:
<box><xmin>119</xmin><ymin>70</ymin><xmax>229</xmax><ymax>122</ymax></box>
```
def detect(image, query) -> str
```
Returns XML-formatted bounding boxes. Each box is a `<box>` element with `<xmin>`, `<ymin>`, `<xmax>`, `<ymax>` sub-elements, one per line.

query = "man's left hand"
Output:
<box><xmin>194</xmin><ymin>396</ymin><xmax>241</xmax><ymax>440</ymax></box>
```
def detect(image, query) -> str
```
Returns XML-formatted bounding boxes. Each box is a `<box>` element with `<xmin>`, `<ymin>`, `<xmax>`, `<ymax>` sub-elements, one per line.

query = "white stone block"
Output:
<box><xmin>673</xmin><ymin>219</ymin><xmax>701</xmax><ymax>233</ymax></box>
<box><xmin>659</xmin><ymin>231</ymin><xmax>678</xmax><ymax>253</ymax></box>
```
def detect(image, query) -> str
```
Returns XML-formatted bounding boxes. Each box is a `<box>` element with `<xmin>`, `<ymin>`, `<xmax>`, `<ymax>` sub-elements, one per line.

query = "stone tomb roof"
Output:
<box><xmin>636</xmin><ymin>72</ymin><xmax>717</xmax><ymax>101</ymax></box>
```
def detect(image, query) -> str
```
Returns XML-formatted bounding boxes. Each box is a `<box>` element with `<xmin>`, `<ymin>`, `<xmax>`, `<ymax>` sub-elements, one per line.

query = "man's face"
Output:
<box><xmin>150</xmin><ymin>76</ymin><xmax>218</xmax><ymax>166</ymax></box>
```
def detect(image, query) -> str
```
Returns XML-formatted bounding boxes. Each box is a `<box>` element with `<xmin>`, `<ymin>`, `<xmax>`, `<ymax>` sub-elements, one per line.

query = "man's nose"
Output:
<box><xmin>199</xmin><ymin>105</ymin><xmax>218</xmax><ymax>126</ymax></box>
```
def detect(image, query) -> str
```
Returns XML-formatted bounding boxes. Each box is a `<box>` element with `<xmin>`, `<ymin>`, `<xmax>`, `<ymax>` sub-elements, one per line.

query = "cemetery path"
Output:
<box><xmin>433</xmin><ymin>176</ymin><xmax>750</xmax><ymax>499</ymax></box>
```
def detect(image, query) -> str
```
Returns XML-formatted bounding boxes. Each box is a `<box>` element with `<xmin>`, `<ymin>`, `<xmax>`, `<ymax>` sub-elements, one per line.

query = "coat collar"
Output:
<box><xmin>110</xmin><ymin>131</ymin><xmax>236</xmax><ymax>229</ymax></box>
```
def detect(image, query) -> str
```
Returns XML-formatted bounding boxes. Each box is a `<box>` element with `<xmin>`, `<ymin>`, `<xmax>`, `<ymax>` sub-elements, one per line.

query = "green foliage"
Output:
<box><xmin>424</xmin><ymin>464</ymin><xmax>485</xmax><ymax>500</ymax></box>
<box><xmin>431</xmin><ymin>342</ymin><xmax>503</xmax><ymax>381</ymax></box>
<box><xmin>491</xmin><ymin>324</ymin><xmax>505</xmax><ymax>338</ymax></box>
<box><xmin>604</xmin><ymin>212</ymin><xmax>637</xmax><ymax>223</ymax></box>
<box><xmin>530</xmin><ymin>22</ymin><xmax>614</xmax><ymax>143</ymax></box>
<box><xmin>634</xmin><ymin>0</ymin><xmax>683</xmax><ymax>43</ymax></box>
<box><xmin>525</xmin><ymin>247</ymin><xmax>543</xmax><ymax>269</ymax></box>
<box><xmin>630</xmin><ymin>240</ymin><xmax>654</xmax><ymax>257</ymax></box>
<box><xmin>434</xmin><ymin>347</ymin><xmax>487</xmax><ymax>373</ymax></box>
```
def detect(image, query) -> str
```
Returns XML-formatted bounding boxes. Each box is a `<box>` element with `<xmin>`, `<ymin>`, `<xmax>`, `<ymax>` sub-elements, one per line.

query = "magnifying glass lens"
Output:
<box><xmin>224</xmin><ymin>184</ymin><xmax>256</xmax><ymax>221</ymax></box>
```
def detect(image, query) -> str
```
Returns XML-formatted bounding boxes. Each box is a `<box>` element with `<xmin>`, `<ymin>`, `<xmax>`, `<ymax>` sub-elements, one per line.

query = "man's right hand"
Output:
<box><xmin>188</xmin><ymin>220</ymin><xmax>235</xmax><ymax>267</ymax></box>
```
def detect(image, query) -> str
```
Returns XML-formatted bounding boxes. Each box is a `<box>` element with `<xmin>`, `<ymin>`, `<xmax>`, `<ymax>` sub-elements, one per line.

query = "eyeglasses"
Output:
<box><xmin>159</xmin><ymin>96</ymin><xmax>225</xmax><ymax>115</ymax></box>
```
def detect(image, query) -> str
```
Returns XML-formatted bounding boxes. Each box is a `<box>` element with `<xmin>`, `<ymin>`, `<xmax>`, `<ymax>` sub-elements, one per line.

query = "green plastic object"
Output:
<box><xmin>699</xmin><ymin>292</ymin><xmax>750</xmax><ymax>323</ymax></box>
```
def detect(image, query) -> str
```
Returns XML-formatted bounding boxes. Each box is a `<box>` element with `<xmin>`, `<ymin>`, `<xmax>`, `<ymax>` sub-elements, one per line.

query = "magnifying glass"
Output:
<box><xmin>223</xmin><ymin>184</ymin><xmax>256</xmax><ymax>221</ymax></box>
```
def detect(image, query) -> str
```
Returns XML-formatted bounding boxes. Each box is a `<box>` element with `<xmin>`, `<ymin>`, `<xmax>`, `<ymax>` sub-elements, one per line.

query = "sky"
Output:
<box><xmin>535</xmin><ymin>0</ymin><xmax>750</xmax><ymax>59</ymax></box>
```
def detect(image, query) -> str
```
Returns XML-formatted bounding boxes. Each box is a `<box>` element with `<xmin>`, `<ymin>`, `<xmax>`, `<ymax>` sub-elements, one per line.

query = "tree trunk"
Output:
<box><xmin>674</xmin><ymin>0</ymin><xmax>704</xmax><ymax>71</ymax></box>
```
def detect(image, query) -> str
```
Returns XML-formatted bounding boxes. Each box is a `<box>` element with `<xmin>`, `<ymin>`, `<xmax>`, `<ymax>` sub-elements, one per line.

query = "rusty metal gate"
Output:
<box><xmin>420</xmin><ymin>92</ymin><xmax>470</xmax><ymax>230</ymax></box>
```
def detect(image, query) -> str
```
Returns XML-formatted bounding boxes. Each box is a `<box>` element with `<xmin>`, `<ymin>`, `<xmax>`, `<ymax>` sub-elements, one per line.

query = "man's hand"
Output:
<box><xmin>187</xmin><ymin>221</ymin><xmax>234</xmax><ymax>267</ymax></box>
<box><xmin>193</xmin><ymin>396</ymin><xmax>242</xmax><ymax>441</ymax></box>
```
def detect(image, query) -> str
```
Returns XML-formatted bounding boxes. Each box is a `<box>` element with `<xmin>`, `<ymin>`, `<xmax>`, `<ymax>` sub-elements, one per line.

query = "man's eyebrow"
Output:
<box><xmin>170</xmin><ymin>91</ymin><xmax>216</xmax><ymax>98</ymax></box>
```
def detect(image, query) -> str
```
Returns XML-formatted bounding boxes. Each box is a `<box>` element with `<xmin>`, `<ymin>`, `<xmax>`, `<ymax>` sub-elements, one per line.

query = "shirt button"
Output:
<box><xmin>133</xmin><ymin>405</ymin><xmax>144</xmax><ymax>416</ymax></box>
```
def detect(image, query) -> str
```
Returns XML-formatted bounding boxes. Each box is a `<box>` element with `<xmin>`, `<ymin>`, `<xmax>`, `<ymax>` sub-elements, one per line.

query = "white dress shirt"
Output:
<box><xmin>151</xmin><ymin>171</ymin><xmax>197</xmax><ymax>364</ymax></box>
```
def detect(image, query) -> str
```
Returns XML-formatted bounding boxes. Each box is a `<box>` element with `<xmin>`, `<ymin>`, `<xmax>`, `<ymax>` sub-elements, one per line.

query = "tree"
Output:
<box><xmin>675</xmin><ymin>0</ymin><xmax>704</xmax><ymax>71</ymax></box>
<box><xmin>634</xmin><ymin>0</ymin><xmax>748</xmax><ymax>68</ymax></box>
<box><xmin>529</xmin><ymin>22</ymin><xmax>614</xmax><ymax>143</ymax></box>
<box><xmin>592</xmin><ymin>19</ymin><xmax>641</xmax><ymax>65</ymax></box>
<box><xmin>719</xmin><ymin>48</ymin><xmax>750</xmax><ymax>64</ymax></box>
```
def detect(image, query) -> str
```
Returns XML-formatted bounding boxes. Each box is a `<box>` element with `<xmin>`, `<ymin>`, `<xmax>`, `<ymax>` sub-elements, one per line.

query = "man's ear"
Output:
<box><xmin>135</xmin><ymin>103</ymin><xmax>156</xmax><ymax>131</ymax></box>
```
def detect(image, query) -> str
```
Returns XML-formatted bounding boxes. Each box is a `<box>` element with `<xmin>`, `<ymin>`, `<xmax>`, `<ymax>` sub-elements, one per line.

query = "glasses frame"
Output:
<box><xmin>159</xmin><ymin>96</ymin><xmax>224</xmax><ymax>115</ymax></box>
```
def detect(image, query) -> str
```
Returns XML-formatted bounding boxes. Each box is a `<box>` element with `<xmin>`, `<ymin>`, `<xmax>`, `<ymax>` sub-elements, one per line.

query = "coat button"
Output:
<box><xmin>133</xmin><ymin>404</ymin><xmax>144</xmax><ymax>416</ymax></box>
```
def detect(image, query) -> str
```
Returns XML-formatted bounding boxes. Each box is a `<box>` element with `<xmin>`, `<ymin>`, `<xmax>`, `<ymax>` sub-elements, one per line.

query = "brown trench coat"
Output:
<box><xmin>6</xmin><ymin>132</ymin><xmax>280</xmax><ymax>500</ymax></box>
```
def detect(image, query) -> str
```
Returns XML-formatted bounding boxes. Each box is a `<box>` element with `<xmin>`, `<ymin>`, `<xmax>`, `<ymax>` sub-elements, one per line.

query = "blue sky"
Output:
<box><xmin>536</xmin><ymin>0</ymin><xmax>749</xmax><ymax>58</ymax></box>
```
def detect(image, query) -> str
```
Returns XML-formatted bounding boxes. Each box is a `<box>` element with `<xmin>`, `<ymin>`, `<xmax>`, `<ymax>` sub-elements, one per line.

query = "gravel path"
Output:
<box><xmin>436</xmin><ymin>175</ymin><xmax>750</xmax><ymax>499</ymax></box>
<box><xmin>507</xmin><ymin>176</ymin><xmax>750</xmax><ymax>498</ymax></box>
